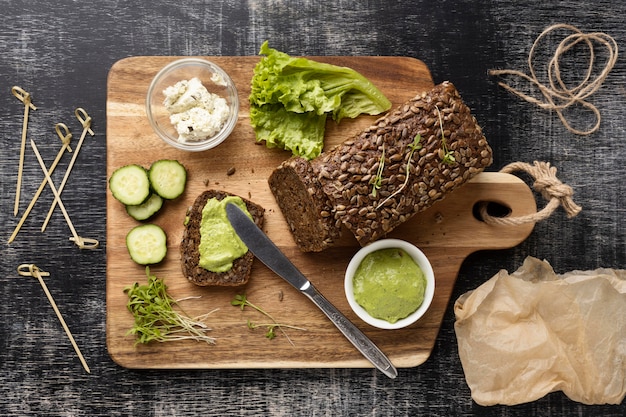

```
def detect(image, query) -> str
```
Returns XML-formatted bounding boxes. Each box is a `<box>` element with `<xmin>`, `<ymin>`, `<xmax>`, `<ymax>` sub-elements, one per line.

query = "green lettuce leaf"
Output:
<box><xmin>250</xmin><ymin>104</ymin><xmax>327</xmax><ymax>159</ymax></box>
<box><xmin>249</xmin><ymin>41</ymin><xmax>391</xmax><ymax>160</ymax></box>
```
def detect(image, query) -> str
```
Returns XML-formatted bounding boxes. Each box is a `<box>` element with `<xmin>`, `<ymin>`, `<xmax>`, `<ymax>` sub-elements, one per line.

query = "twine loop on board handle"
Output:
<box><xmin>480</xmin><ymin>161</ymin><xmax>582</xmax><ymax>226</ymax></box>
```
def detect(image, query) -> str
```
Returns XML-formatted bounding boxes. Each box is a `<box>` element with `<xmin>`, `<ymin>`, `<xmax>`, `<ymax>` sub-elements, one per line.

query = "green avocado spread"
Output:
<box><xmin>198</xmin><ymin>196</ymin><xmax>251</xmax><ymax>273</ymax></box>
<box><xmin>353</xmin><ymin>248</ymin><xmax>426</xmax><ymax>323</ymax></box>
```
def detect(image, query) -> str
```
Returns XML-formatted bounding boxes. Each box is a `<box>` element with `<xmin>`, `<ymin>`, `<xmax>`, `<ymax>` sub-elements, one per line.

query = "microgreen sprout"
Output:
<box><xmin>124</xmin><ymin>267</ymin><xmax>217</xmax><ymax>345</ymax></box>
<box><xmin>231</xmin><ymin>294</ymin><xmax>306</xmax><ymax>345</ymax></box>
<box><xmin>435</xmin><ymin>105</ymin><xmax>456</xmax><ymax>165</ymax></box>
<box><xmin>376</xmin><ymin>134</ymin><xmax>422</xmax><ymax>209</ymax></box>
<box><xmin>369</xmin><ymin>144</ymin><xmax>385</xmax><ymax>197</ymax></box>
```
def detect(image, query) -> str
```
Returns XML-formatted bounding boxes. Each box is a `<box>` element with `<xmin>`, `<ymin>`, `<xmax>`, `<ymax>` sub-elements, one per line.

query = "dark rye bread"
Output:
<box><xmin>269</xmin><ymin>81</ymin><xmax>492</xmax><ymax>250</ymax></box>
<box><xmin>180</xmin><ymin>190</ymin><xmax>265</xmax><ymax>286</ymax></box>
<box><xmin>268</xmin><ymin>157</ymin><xmax>341</xmax><ymax>252</ymax></box>
<box><xmin>315</xmin><ymin>81</ymin><xmax>493</xmax><ymax>245</ymax></box>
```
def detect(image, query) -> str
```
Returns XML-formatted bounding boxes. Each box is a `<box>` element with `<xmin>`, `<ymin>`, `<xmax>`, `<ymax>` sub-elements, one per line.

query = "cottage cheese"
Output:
<box><xmin>163</xmin><ymin>77</ymin><xmax>230</xmax><ymax>143</ymax></box>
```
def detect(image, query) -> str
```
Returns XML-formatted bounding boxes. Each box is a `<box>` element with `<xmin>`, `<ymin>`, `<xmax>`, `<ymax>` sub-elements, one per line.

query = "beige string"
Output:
<box><xmin>489</xmin><ymin>24</ymin><xmax>618</xmax><ymax>135</ymax></box>
<box><xmin>30</xmin><ymin>139</ymin><xmax>99</xmax><ymax>250</ymax></box>
<box><xmin>42</xmin><ymin>108</ymin><xmax>95</xmax><ymax>232</ymax></box>
<box><xmin>12</xmin><ymin>86</ymin><xmax>37</xmax><ymax>216</ymax></box>
<box><xmin>480</xmin><ymin>161</ymin><xmax>582</xmax><ymax>226</ymax></box>
<box><xmin>8</xmin><ymin>124</ymin><xmax>74</xmax><ymax>244</ymax></box>
<box><xmin>17</xmin><ymin>264</ymin><xmax>90</xmax><ymax>373</ymax></box>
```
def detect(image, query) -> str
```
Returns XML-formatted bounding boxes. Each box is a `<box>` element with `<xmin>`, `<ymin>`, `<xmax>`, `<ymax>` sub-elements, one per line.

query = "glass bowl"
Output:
<box><xmin>344</xmin><ymin>239</ymin><xmax>435</xmax><ymax>330</ymax></box>
<box><xmin>146</xmin><ymin>58</ymin><xmax>239</xmax><ymax>151</ymax></box>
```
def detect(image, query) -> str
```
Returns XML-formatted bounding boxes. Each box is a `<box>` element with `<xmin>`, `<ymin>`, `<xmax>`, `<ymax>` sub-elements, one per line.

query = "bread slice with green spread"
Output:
<box><xmin>180</xmin><ymin>190</ymin><xmax>265</xmax><ymax>286</ymax></box>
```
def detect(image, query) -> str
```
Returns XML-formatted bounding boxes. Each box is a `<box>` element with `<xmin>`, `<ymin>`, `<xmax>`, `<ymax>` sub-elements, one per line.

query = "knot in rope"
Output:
<box><xmin>505</xmin><ymin>161</ymin><xmax>581</xmax><ymax>219</ymax></box>
<box><xmin>534</xmin><ymin>175</ymin><xmax>572</xmax><ymax>199</ymax></box>
<box><xmin>481</xmin><ymin>161</ymin><xmax>581</xmax><ymax>226</ymax></box>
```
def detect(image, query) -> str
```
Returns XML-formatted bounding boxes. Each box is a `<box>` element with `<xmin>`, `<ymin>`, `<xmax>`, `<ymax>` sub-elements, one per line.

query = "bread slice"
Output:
<box><xmin>268</xmin><ymin>157</ymin><xmax>342</xmax><ymax>252</ymax></box>
<box><xmin>180</xmin><ymin>190</ymin><xmax>265</xmax><ymax>286</ymax></box>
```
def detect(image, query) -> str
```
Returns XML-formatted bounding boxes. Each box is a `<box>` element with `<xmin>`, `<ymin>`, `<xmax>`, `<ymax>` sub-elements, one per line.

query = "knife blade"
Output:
<box><xmin>226</xmin><ymin>203</ymin><xmax>398</xmax><ymax>379</ymax></box>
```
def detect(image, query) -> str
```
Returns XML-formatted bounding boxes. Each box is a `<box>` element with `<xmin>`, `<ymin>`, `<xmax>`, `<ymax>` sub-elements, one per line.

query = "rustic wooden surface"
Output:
<box><xmin>1</xmin><ymin>1</ymin><xmax>625</xmax><ymax>416</ymax></box>
<box><xmin>106</xmin><ymin>55</ymin><xmax>536</xmax><ymax>370</ymax></box>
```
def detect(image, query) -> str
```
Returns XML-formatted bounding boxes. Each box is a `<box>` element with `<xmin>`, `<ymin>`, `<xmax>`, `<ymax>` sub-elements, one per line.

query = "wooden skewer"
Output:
<box><xmin>7</xmin><ymin>123</ymin><xmax>73</xmax><ymax>244</ymax></box>
<box><xmin>12</xmin><ymin>86</ymin><xmax>37</xmax><ymax>217</ymax></box>
<box><xmin>17</xmin><ymin>264</ymin><xmax>90</xmax><ymax>374</ymax></box>
<box><xmin>41</xmin><ymin>108</ymin><xmax>94</xmax><ymax>232</ymax></box>
<box><xmin>30</xmin><ymin>139</ymin><xmax>99</xmax><ymax>250</ymax></box>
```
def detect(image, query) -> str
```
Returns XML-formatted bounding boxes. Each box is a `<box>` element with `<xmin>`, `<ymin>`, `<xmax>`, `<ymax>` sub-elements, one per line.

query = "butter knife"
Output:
<box><xmin>226</xmin><ymin>203</ymin><xmax>398</xmax><ymax>379</ymax></box>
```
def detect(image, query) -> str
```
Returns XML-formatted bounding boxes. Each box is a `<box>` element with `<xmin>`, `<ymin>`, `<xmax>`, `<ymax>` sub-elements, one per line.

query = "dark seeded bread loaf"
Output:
<box><xmin>269</xmin><ymin>81</ymin><xmax>492</xmax><ymax>250</ymax></box>
<box><xmin>268</xmin><ymin>157</ymin><xmax>342</xmax><ymax>252</ymax></box>
<box><xmin>315</xmin><ymin>81</ymin><xmax>493</xmax><ymax>245</ymax></box>
<box><xmin>180</xmin><ymin>190</ymin><xmax>265</xmax><ymax>286</ymax></box>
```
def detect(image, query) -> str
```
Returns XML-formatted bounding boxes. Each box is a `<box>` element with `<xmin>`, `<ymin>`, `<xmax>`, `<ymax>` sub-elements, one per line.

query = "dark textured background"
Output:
<box><xmin>0</xmin><ymin>0</ymin><xmax>624</xmax><ymax>415</ymax></box>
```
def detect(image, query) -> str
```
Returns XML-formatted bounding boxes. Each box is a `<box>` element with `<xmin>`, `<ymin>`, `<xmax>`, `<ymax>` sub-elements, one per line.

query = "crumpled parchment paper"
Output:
<box><xmin>454</xmin><ymin>256</ymin><xmax>626</xmax><ymax>406</ymax></box>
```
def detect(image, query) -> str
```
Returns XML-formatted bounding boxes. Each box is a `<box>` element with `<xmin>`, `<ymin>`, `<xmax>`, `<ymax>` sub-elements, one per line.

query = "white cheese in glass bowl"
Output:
<box><xmin>163</xmin><ymin>77</ymin><xmax>230</xmax><ymax>143</ymax></box>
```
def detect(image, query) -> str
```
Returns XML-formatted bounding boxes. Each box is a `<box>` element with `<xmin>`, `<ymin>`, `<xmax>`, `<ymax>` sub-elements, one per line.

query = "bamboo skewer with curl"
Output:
<box><xmin>12</xmin><ymin>86</ymin><xmax>37</xmax><ymax>216</ymax></box>
<box><xmin>17</xmin><ymin>264</ymin><xmax>90</xmax><ymax>373</ymax></box>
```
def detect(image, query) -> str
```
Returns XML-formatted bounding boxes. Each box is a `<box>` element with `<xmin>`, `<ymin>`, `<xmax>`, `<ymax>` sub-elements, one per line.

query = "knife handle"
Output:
<box><xmin>302</xmin><ymin>284</ymin><xmax>398</xmax><ymax>379</ymax></box>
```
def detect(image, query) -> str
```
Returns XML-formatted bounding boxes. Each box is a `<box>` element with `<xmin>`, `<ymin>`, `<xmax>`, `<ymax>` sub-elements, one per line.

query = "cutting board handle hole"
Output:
<box><xmin>473</xmin><ymin>201</ymin><xmax>512</xmax><ymax>221</ymax></box>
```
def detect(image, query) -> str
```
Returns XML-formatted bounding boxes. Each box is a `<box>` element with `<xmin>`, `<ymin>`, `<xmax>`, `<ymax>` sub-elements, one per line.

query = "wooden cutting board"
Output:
<box><xmin>106</xmin><ymin>56</ymin><xmax>536</xmax><ymax>370</ymax></box>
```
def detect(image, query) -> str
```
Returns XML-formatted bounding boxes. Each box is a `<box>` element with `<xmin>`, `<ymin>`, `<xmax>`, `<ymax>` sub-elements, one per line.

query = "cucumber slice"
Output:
<box><xmin>125</xmin><ymin>224</ymin><xmax>167</xmax><ymax>265</ymax></box>
<box><xmin>125</xmin><ymin>193</ymin><xmax>164</xmax><ymax>221</ymax></box>
<box><xmin>109</xmin><ymin>164</ymin><xmax>151</xmax><ymax>206</ymax></box>
<box><xmin>148</xmin><ymin>159</ymin><xmax>187</xmax><ymax>200</ymax></box>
